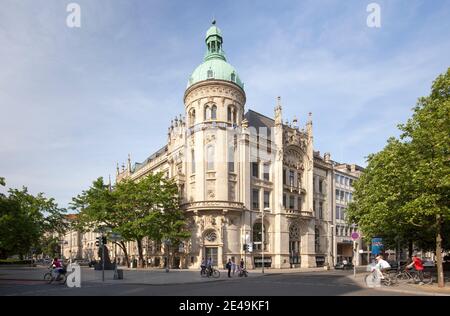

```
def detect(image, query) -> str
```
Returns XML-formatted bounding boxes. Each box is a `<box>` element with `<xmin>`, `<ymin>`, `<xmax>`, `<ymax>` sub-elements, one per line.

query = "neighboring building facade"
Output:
<box><xmin>64</xmin><ymin>22</ymin><xmax>364</xmax><ymax>269</ymax></box>
<box><xmin>331</xmin><ymin>163</ymin><xmax>365</xmax><ymax>266</ymax></box>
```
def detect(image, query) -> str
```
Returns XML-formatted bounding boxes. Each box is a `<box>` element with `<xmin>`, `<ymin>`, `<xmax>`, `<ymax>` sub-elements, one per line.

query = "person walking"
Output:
<box><xmin>240</xmin><ymin>258</ymin><xmax>244</xmax><ymax>269</ymax></box>
<box><xmin>226</xmin><ymin>258</ymin><xmax>232</xmax><ymax>278</ymax></box>
<box><xmin>231</xmin><ymin>258</ymin><xmax>236</xmax><ymax>276</ymax></box>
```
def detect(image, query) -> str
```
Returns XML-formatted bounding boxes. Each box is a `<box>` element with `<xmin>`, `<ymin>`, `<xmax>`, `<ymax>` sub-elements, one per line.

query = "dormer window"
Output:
<box><xmin>231</xmin><ymin>72</ymin><xmax>236</xmax><ymax>82</ymax></box>
<box><xmin>207</xmin><ymin>69</ymin><xmax>213</xmax><ymax>78</ymax></box>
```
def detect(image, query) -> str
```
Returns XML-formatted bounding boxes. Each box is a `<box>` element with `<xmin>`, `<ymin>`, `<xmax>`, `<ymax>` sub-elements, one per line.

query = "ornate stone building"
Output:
<box><xmin>114</xmin><ymin>22</ymin><xmax>360</xmax><ymax>269</ymax></box>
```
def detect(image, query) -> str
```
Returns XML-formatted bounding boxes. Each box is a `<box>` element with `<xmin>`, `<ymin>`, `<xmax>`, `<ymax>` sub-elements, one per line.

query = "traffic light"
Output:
<box><xmin>95</xmin><ymin>237</ymin><xmax>101</xmax><ymax>247</ymax></box>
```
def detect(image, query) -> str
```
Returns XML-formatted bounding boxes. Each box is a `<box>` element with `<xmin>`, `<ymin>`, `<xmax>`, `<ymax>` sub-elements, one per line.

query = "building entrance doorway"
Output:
<box><xmin>205</xmin><ymin>247</ymin><xmax>218</xmax><ymax>267</ymax></box>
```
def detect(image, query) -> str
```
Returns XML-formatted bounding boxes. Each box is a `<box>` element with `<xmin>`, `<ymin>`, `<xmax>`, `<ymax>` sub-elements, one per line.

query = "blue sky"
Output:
<box><xmin>1</xmin><ymin>0</ymin><xmax>449</xmax><ymax>208</ymax></box>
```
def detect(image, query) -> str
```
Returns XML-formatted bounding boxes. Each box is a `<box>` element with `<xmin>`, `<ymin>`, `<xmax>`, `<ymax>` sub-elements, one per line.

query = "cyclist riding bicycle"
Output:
<box><xmin>406</xmin><ymin>254</ymin><xmax>425</xmax><ymax>285</ymax></box>
<box><xmin>50</xmin><ymin>257</ymin><xmax>64</xmax><ymax>280</ymax></box>
<box><xmin>206</xmin><ymin>257</ymin><xmax>213</xmax><ymax>276</ymax></box>
<box><xmin>373</xmin><ymin>255</ymin><xmax>391</xmax><ymax>279</ymax></box>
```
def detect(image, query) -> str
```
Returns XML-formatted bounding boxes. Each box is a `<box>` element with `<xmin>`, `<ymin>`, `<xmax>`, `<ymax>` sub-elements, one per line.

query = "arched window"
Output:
<box><xmin>211</xmin><ymin>105</ymin><xmax>217</xmax><ymax>120</ymax></box>
<box><xmin>289</xmin><ymin>223</ymin><xmax>301</xmax><ymax>264</ymax></box>
<box><xmin>204</xmin><ymin>106</ymin><xmax>211</xmax><ymax>120</ymax></box>
<box><xmin>227</xmin><ymin>106</ymin><xmax>232</xmax><ymax>122</ymax></box>
<box><xmin>206</xmin><ymin>145</ymin><xmax>214</xmax><ymax>170</ymax></box>
<box><xmin>189</xmin><ymin>109</ymin><xmax>196</xmax><ymax>126</ymax></box>
<box><xmin>232</xmin><ymin>109</ymin><xmax>237</xmax><ymax>124</ymax></box>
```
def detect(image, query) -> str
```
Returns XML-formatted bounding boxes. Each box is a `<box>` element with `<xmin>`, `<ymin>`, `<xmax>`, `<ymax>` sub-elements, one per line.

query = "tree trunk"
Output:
<box><xmin>436</xmin><ymin>214</ymin><xmax>445</xmax><ymax>288</ymax></box>
<box><xmin>136</xmin><ymin>239</ymin><xmax>144</xmax><ymax>268</ymax></box>
<box><xmin>117</xmin><ymin>241</ymin><xmax>130</xmax><ymax>268</ymax></box>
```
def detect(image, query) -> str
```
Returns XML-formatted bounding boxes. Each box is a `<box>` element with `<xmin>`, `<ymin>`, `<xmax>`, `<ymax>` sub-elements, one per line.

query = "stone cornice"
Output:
<box><xmin>182</xmin><ymin>201</ymin><xmax>245</xmax><ymax>211</ymax></box>
<box><xmin>184</xmin><ymin>80</ymin><xmax>246</xmax><ymax>105</ymax></box>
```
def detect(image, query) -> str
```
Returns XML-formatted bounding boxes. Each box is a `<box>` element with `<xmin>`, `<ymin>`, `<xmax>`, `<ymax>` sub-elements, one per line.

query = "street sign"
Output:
<box><xmin>351</xmin><ymin>232</ymin><xmax>360</xmax><ymax>240</ymax></box>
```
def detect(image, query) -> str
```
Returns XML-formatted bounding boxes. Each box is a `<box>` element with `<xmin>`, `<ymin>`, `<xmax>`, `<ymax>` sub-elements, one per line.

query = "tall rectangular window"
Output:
<box><xmin>206</xmin><ymin>146</ymin><xmax>214</xmax><ymax>170</ymax></box>
<box><xmin>335</xmin><ymin>174</ymin><xmax>339</xmax><ymax>183</ymax></box>
<box><xmin>335</xmin><ymin>189</ymin><xmax>339</xmax><ymax>200</ymax></box>
<box><xmin>252</xmin><ymin>189</ymin><xmax>259</xmax><ymax>209</ymax></box>
<box><xmin>289</xmin><ymin>170</ymin><xmax>295</xmax><ymax>187</ymax></box>
<box><xmin>349</xmin><ymin>179</ymin><xmax>353</xmax><ymax>187</ymax></box>
<box><xmin>340</xmin><ymin>190</ymin><xmax>344</xmax><ymax>201</ymax></box>
<box><xmin>252</xmin><ymin>162</ymin><xmax>259</xmax><ymax>178</ymax></box>
<box><xmin>341</xmin><ymin>208</ymin><xmax>346</xmax><ymax>220</ymax></box>
<box><xmin>336</xmin><ymin>206</ymin><xmax>340</xmax><ymax>220</ymax></box>
<box><xmin>289</xmin><ymin>195</ymin><xmax>295</xmax><ymax>210</ymax></box>
<box><xmin>228</xmin><ymin>147</ymin><xmax>234</xmax><ymax>173</ymax></box>
<box><xmin>263</xmin><ymin>191</ymin><xmax>270</xmax><ymax>209</ymax></box>
<box><xmin>263</xmin><ymin>163</ymin><xmax>270</xmax><ymax>181</ymax></box>
<box><xmin>319</xmin><ymin>201</ymin><xmax>323</xmax><ymax>219</ymax></box>
<box><xmin>297</xmin><ymin>197</ymin><xmax>302</xmax><ymax>211</ymax></box>
<box><xmin>283</xmin><ymin>194</ymin><xmax>287</xmax><ymax>208</ymax></box>
<box><xmin>340</xmin><ymin>176</ymin><xmax>344</xmax><ymax>185</ymax></box>
<box><xmin>191</xmin><ymin>150</ymin><xmax>195</xmax><ymax>173</ymax></box>
<box><xmin>345</xmin><ymin>177</ymin><xmax>349</xmax><ymax>186</ymax></box>
<box><xmin>319</xmin><ymin>179</ymin><xmax>323</xmax><ymax>193</ymax></box>
<box><xmin>313</xmin><ymin>200</ymin><xmax>316</xmax><ymax>216</ymax></box>
<box><xmin>345</xmin><ymin>192</ymin><xmax>349</xmax><ymax>202</ymax></box>
<box><xmin>283</xmin><ymin>168</ymin><xmax>287</xmax><ymax>185</ymax></box>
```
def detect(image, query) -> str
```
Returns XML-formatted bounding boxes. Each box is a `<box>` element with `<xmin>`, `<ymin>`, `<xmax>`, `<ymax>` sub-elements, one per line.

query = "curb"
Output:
<box><xmin>349</xmin><ymin>273</ymin><xmax>450</xmax><ymax>296</ymax></box>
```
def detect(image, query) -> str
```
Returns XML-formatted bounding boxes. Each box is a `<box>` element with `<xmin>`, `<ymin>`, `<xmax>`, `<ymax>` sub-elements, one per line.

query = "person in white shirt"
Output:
<box><xmin>374</xmin><ymin>255</ymin><xmax>391</xmax><ymax>279</ymax></box>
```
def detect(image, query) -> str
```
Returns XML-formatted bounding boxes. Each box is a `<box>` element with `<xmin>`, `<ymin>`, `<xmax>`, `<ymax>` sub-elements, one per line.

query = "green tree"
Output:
<box><xmin>114</xmin><ymin>173</ymin><xmax>190</xmax><ymax>267</ymax></box>
<box><xmin>72</xmin><ymin>173</ymin><xmax>191</xmax><ymax>268</ymax></box>
<box><xmin>348</xmin><ymin>68</ymin><xmax>450</xmax><ymax>287</ymax></box>
<box><xmin>0</xmin><ymin>178</ymin><xmax>67</xmax><ymax>259</ymax></box>
<box><xmin>71</xmin><ymin>177</ymin><xmax>132</xmax><ymax>267</ymax></box>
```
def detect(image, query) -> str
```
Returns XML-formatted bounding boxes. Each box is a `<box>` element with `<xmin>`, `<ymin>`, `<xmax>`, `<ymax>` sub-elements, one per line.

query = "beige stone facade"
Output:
<box><xmin>64</xmin><ymin>23</ymin><xmax>364</xmax><ymax>269</ymax></box>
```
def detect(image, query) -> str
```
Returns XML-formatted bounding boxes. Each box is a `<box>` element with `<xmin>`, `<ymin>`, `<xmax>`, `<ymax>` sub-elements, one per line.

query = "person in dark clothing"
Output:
<box><xmin>226</xmin><ymin>258</ymin><xmax>232</xmax><ymax>278</ymax></box>
<box><xmin>240</xmin><ymin>258</ymin><xmax>244</xmax><ymax>269</ymax></box>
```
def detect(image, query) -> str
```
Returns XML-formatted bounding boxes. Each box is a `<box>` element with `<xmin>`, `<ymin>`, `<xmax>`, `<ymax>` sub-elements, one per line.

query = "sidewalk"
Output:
<box><xmin>350</xmin><ymin>272</ymin><xmax>450</xmax><ymax>296</ymax></box>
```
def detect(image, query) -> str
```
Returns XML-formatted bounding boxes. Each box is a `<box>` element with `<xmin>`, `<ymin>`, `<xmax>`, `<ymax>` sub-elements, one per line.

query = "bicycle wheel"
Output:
<box><xmin>381</xmin><ymin>276</ymin><xmax>392</xmax><ymax>286</ymax></box>
<box><xmin>44</xmin><ymin>273</ymin><xmax>53</xmax><ymax>284</ymax></box>
<box><xmin>58</xmin><ymin>274</ymin><xmax>67</xmax><ymax>285</ymax></box>
<box><xmin>422</xmin><ymin>272</ymin><xmax>433</xmax><ymax>284</ymax></box>
<box><xmin>365</xmin><ymin>273</ymin><xmax>376</xmax><ymax>288</ymax></box>
<box><xmin>212</xmin><ymin>269</ymin><xmax>220</xmax><ymax>278</ymax></box>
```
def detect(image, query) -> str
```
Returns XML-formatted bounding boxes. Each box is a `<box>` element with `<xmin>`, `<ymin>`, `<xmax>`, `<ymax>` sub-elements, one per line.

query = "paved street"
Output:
<box><xmin>0</xmin><ymin>267</ymin><xmax>429</xmax><ymax>296</ymax></box>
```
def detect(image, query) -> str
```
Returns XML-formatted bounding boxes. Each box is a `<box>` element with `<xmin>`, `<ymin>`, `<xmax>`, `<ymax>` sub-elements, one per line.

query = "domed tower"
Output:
<box><xmin>183</xmin><ymin>21</ymin><xmax>246</xmax><ymax>268</ymax></box>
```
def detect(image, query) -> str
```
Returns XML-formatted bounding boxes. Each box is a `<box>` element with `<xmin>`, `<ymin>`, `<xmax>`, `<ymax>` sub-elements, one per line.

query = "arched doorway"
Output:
<box><xmin>289</xmin><ymin>222</ymin><xmax>301</xmax><ymax>267</ymax></box>
<box><xmin>203</xmin><ymin>229</ymin><xmax>219</xmax><ymax>267</ymax></box>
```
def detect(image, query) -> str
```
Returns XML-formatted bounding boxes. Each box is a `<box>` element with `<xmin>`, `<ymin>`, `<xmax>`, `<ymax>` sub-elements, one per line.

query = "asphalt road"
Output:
<box><xmin>0</xmin><ymin>271</ymin><xmax>414</xmax><ymax>296</ymax></box>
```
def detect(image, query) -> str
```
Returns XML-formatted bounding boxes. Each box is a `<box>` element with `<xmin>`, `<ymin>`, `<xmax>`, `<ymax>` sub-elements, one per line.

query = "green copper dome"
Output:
<box><xmin>187</xmin><ymin>21</ymin><xmax>244</xmax><ymax>90</ymax></box>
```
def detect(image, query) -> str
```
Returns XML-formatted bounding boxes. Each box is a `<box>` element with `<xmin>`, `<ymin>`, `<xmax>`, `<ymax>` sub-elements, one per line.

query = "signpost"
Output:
<box><xmin>351</xmin><ymin>232</ymin><xmax>360</xmax><ymax>277</ymax></box>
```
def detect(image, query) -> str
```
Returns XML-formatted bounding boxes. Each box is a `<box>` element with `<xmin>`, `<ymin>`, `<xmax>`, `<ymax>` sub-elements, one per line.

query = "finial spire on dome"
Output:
<box><xmin>212</xmin><ymin>18</ymin><xmax>216</xmax><ymax>25</ymax></box>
